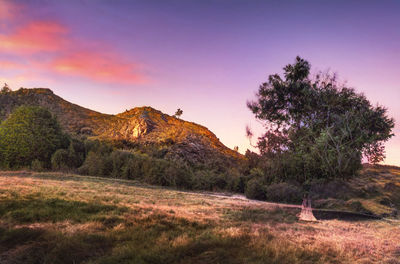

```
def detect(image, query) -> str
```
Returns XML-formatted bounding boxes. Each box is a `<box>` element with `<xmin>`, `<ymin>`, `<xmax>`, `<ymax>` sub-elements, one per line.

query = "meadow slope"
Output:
<box><xmin>0</xmin><ymin>171</ymin><xmax>399</xmax><ymax>264</ymax></box>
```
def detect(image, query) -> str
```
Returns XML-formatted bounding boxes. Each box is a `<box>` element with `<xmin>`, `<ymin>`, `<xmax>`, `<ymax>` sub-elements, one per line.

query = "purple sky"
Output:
<box><xmin>1</xmin><ymin>0</ymin><xmax>399</xmax><ymax>165</ymax></box>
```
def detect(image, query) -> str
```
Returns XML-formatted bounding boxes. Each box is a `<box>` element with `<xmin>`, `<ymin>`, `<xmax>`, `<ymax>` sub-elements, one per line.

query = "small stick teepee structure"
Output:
<box><xmin>298</xmin><ymin>195</ymin><xmax>317</xmax><ymax>222</ymax></box>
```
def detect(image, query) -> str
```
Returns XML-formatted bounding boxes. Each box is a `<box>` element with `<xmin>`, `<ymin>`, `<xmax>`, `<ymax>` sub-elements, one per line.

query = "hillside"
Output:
<box><xmin>312</xmin><ymin>165</ymin><xmax>400</xmax><ymax>218</ymax></box>
<box><xmin>0</xmin><ymin>88</ymin><xmax>242</xmax><ymax>165</ymax></box>
<box><xmin>0</xmin><ymin>171</ymin><xmax>399</xmax><ymax>263</ymax></box>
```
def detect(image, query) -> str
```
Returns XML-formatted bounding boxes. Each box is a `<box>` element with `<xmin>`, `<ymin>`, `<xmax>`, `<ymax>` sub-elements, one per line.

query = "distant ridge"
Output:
<box><xmin>0</xmin><ymin>88</ymin><xmax>242</xmax><ymax>165</ymax></box>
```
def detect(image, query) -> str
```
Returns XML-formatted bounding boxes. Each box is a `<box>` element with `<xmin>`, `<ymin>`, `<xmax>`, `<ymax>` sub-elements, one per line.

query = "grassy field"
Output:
<box><xmin>0</xmin><ymin>171</ymin><xmax>399</xmax><ymax>264</ymax></box>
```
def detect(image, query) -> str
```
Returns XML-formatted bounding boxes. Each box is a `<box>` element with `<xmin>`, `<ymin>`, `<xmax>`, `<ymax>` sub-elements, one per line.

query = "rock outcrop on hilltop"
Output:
<box><xmin>0</xmin><ymin>88</ymin><xmax>242</xmax><ymax>165</ymax></box>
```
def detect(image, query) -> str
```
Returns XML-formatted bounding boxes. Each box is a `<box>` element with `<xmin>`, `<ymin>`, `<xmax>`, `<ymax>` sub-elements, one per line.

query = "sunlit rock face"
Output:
<box><xmin>131</xmin><ymin>119</ymin><xmax>153</xmax><ymax>138</ymax></box>
<box><xmin>111</xmin><ymin>117</ymin><xmax>154</xmax><ymax>140</ymax></box>
<box><xmin>0</xmin><ymin>88</ymin><xmax>242</xmax><ymax>165</ymax></box>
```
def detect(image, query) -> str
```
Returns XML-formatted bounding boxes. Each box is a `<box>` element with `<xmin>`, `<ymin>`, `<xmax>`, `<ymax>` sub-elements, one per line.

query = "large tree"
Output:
<box><xmin>248</xmin><ymin>57</ymin><xmax>394</xmax><ymax>182</ymax></box>
<box><xmin>0</xmin><ymin>106</ymin><xmax>68</xmax><ymax>168</ymax></box>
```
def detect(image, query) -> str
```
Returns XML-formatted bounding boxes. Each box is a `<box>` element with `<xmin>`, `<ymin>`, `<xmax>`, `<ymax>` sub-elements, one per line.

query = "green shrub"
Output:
<box><xmin>51</xmin><ymin>149</ymin><xmax>71</xmax><ymax>171</ymax></box>
<box><xmin>163</xmin><ymin>163</ymin><xmax>193</xmax><ymax>189</ymax></box>
<box><xmin>245</xmin><ymin>178</ymin><xmax>266</xmax><ymax>200</ymax></box>
<box><xmin>121</xmin><ymin>154</ymin><xmax>146</xmax><ymax>180</ymax></box>
<box><xmin>110</xmin><ymin>150</ymin><xmax>134</xmax><ymax>178</ymax></box>
<box><xmin>309</xmin><ymin>179</ymin><xmax>352</xmax><ymax>200</ymax></box>
<box><xmin>142</xmin><ymin>158</ymin><xmax>169</xmax><ymax>185</ymax></box>
<box><xmin>31</xmin><ymin>159</ymin><xmax>45</xmax><ymax>172</ymax></box>
<box><xmin>67</xmin><ymin>138</ymin><xmax>86</xmax><ymax>168</ymax></box>
<box><xmin>265</xmin><ymin>183</ymin><xmax>302</xmax><ymax>203</ymax></box>
<box><xmin>84</xmin><ymin>139</ymin><xmax>112</xmax><ymax>156</ymax></box>
<box><xmin>77</xmin><ymin>140</ymin><xmax>116</xmax><ymax>177</ymax></box>
<box><xmin>78</xmin><ymin>151</ymin><xmax>113</xmax><ymax>177</ymax></box>
<box><xmin>248</xmin><ymin>167</ymin><xmax>264</xmax><ymax>179</ymax></box>
<box><xmin>192</xmin><ymin>170</ymin><xmax>211</xmax><ymax>191</ymax></box>
<box><xmin>50</xmin><ymin>137</ymin><xmax>87</xmax><ymax>172</ymax></box>
<box><xmin>227</xmin><ymin>173</ymin><xmax>247</xmax><ymax>193</ymax></box>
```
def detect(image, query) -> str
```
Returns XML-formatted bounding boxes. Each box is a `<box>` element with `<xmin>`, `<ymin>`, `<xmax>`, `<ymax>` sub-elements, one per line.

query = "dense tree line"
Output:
<box><xmin>0</xmin><ymin>106</ymin><xmax>249</xmax><ymax>193</ymax></box>
<box><xmin>0</xmin><ymin>105</ymin><xmax>335</xmax><ymax>203</ymax></box>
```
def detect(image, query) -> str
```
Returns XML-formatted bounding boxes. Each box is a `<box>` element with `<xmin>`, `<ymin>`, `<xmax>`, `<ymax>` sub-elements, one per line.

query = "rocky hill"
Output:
<box><xmin>0</xmin><ymin>88</ymin><xmax>242</xmax><ymax>165</ymax></box>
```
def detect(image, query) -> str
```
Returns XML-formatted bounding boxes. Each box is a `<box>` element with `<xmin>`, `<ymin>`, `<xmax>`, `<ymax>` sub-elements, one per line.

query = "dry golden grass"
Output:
<box><xmin>0</xmin><ymin>171</ymin><xmax>399</xmax><ymax>264</ymax></box>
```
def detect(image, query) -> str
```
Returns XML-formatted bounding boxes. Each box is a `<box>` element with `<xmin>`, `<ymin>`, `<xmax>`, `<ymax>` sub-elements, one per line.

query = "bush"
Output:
<box><xmin>192</xmin><ymin>170</ymin><xmax>218</xmax><ymax>191</ymax></box>
<box><xmin>31</xmin><ymin>159</ymin><xmax>45</xmax><ymax>172</ymax></box>
<box><xmin>83</xmin><ymin>139</ymin><xmax>112</xmax><ymax>156</ymax></box>
<box><xmin>51</xmin><ymin>149</ymin><xmax>71</xmax><ymax>171</ymax></box>
<box><xmin>308</xmin><ymin>179</ymin><xmax>352</xmax><ymax>200</ymax></box>
<box><xmin>78</xmin><ymin>151</ymin><xmax>112</xmax><ymax>177</ymax></box>
<box><xmin>77</xmin><ymin>140</ymin><xmax>116</xmax><ymax>177</ymax></box>
<box><xmin>226</xmin><ymin>168</ymin><xmax>246</xmax><ymax>193</ymax></box>
<box><xmin>115</xmin><ymin>151</ymin><xmax>166</xmax><ymax>184</ymax></box>
<box><xmin>51</xmin><ymin>138</ymin><xmax>87</xmax><ymax>172</ymax></box>
<box><xmin>143</xmin><ymin>158</ymin><xmax>170</xmax><ymax>185</ymax></box>
<box><xmin>117</xmin><ymin>152</ymin><xmax>193</xmax><ymax>189</ymax></box>
<box><xmin>67</xmin><ymin>138</ymin><xmax>86</xmax><ymax>168</ymax></box>
<box><xmin>265</xmin><ymin>183</ymin><xmax>302</xmax><ymax>203</ymax></box>
<box><xmin>248</xmin><ymin>167</ymin><xmax>264</xmax><ymax>179</ymax></box>
<box><xmin>163</xmin><ymin>163</ymin><xmax>193</xmax><ymax>189</ymax></box>
<box><xmin>110</xmin><ymin>150</ymin><xmax>134</xmax><ymax>178</ymax></box>
<box><xmin>0</xmin><ymin>106</ymin><xmax>68</xmax><ymax>168</ymax></box>
<box><xmin>245</xmin><ymin>178</ymin><xmax>266</xmax><ymax>200</ymax></box>
<box><xmin>121</xmin><ymin>154</ymin><xmax>147</xmax><ymax>180</ymax></box>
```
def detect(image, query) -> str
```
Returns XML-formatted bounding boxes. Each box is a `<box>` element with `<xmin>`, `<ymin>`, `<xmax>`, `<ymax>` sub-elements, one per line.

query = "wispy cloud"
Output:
<box><xmin>0</xmin><ymin>21</ymin><xmax>68</xmax><ymax>53</ymax></box>
<box><xmin>0</xmin><ymin>1</ymin><xmax>147</xmax><ymax>86</ymax></box>
<box><xmin>52</xmin><ymin>51</ymin><xmax>145</xmax><ymax>84</ymax></box>
<box><xmin>0</xmin><ymin>0</ymin><xmax>23</xmax><ymax>21</ymax></box>
<box><xmin>0</xmin><ymin>60</ymin><xmax>24</xmax><ymax>69</ymax></box>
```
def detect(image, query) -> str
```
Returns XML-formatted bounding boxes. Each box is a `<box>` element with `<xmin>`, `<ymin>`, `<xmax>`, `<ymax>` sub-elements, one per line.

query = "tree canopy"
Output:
<box><xmin>174</xmin><ymin>108</ymin><xmax>183</xmax><ymax>119</ymax></box>
<box><xmin>248</xmin><ymin>57</ymin><xmax>394</xmax><ymax>182</ymax></box>
<box><xmin>0</xmin><ymin>106</ymin><xmax>68</xmax><ymax>168</ymax></box>
<box><xmin>1</xmin><ymin>83</ymin><xmax>11</xmax><ymax>94</ymax></box>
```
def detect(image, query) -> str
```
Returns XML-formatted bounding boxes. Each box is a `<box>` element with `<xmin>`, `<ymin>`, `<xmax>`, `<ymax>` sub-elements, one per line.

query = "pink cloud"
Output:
<box><xmin>0</xmin><ymin>1</ymin><xmax>147</xmax><ymax>85</ymax></box>
<box><xmin>0</xmin><ymin>21</ymin><xmax>68</xmax><ymax>54</ymax></box>
<box><xmin>0</xmin><ymin>0</ymin><xmax>23</xmax><ymax>21</ymax></box>
<box><xmin>52</xmin><ymin>51</ymin><xmax>146</xmax><ymax>84</ymax></box>
<box><xmin>0</xmin><ymin>19</ymin><xmax>147</xmax><ymax>84</ymax></box>
<box><xmin>0</xmin><ymin>60</ymin><xmax>24</xmax><ymax>69</ymax></box>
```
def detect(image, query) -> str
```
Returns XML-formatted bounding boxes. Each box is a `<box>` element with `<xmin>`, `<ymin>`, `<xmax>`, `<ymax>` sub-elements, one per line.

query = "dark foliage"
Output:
<box><xmin>248</xmin><ymin>57</ymin><xmax>394</xmax><ymax>181</ymax></box>
<box><xmin>245</xmin><ymin>177</ymin><xmax>266</xmax><ymax>200</ymax></box>
<box><xmin>265</xmin><ymin>183</ymin><xmax>302</xmax><ymax>204</ymax></box>
<box><xmin>174</xmin><ymin>108</ymin><xmax>183</xmax><ymax>118</ymax></box>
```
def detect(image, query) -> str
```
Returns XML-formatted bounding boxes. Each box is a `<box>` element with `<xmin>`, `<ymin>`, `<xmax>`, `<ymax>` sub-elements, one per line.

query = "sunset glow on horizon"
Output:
<box><xmin>1</xmin><ymin>0</ymin><xmax>399</xmax><ymax>165</ymax></box>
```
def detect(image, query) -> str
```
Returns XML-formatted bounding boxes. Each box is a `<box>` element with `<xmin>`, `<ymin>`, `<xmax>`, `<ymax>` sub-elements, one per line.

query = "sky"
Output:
<box><xmin>1</xmin><ymin>0</ymin><xmax>399</xmax><ymax>166</ymax></box>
